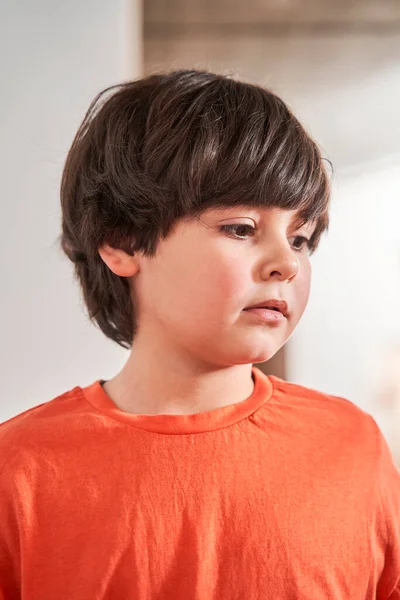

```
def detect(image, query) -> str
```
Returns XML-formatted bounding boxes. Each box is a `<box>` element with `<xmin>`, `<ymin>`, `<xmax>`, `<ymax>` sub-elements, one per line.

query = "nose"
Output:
<box><xmin>260</xmin><ymin>245</ymin><xmax>300</xmax><ymax>283</ymax></box>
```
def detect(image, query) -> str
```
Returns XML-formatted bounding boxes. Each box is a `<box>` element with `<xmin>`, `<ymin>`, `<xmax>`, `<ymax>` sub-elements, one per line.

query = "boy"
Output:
<box><xmin>0</xmin><ymin>70</ymin><xmax>399</xmax><ymax>599</ymax></box>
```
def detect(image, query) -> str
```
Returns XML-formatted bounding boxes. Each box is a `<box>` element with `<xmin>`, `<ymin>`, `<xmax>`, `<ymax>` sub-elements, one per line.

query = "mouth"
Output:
<box><xmin>243</xmin><ymin>298</ymin><xmax>289</xmax><ymax>318</ymax></box>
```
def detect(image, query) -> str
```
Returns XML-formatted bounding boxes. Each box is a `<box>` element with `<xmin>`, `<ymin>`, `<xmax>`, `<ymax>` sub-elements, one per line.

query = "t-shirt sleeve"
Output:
<box><xmin>370</xmin><ymin>416</ymin><xmax>400</xmax><ymax>599</ymax></box>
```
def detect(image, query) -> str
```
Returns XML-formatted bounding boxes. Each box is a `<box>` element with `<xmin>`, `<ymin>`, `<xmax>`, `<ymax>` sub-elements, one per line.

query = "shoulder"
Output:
<box><xmin>269</xmin><ymin>374</ymin><xmax>365</xmax><ymax>413</ymax></box>
<box><xmin>0</xmin><ymin>385</ymin><xmax>90</xmax><ymax>476</ymax></box>
<box><xmin>0</xmin><ymin>385</ymin><xmax>84</xmax><ymax>434</ymax></box>
<box><xmin>268</xmin><ymin>374</ymin><xmax>377</xmax><ymax>439</ymax></box>
<box><xmin>269</xmin><ymin>374</ymin><xmax>400</xmax><ymax>490</ymax></box>
<box><xmin>268</xmin><ymin>376</ymin><xmax>400</xmax><ymax>593</ymax></box>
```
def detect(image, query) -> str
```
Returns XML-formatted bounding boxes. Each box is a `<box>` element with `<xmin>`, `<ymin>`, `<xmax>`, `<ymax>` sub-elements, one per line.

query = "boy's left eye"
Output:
<box><xmin>220</xmin><ymin>225</ymin><xmax>311</xmax><ymax>252</ymax></box>
<box><xmin>290</xmin><ymin>236</ymin><xmax>311</xmax><ymax>251</ymax></box>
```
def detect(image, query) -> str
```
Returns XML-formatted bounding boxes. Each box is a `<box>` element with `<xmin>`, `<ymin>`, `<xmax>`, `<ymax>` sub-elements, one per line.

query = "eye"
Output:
<box><xmin>290</xmin><ymin>236</ymin><xmax>311</xmax><ymax>252</ymax></box>
<box><xmin>220</xmin><ymin>224</ymin><xmax>255</xmax><ymax>239</ymax></box>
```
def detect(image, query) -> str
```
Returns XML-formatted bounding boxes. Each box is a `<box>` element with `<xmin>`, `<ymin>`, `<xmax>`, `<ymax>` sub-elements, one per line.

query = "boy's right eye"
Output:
<box><xmin>220</xmin><ymin>224</ymin><xmax>256</xmax><ymax>239</ymax></box>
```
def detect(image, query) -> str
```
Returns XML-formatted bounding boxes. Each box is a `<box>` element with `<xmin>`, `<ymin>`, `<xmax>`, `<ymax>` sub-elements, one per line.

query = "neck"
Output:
<box><xmin>102</xmin><ymin>337</ymin><xmax>255</xmax><ymax>416</ymax></box>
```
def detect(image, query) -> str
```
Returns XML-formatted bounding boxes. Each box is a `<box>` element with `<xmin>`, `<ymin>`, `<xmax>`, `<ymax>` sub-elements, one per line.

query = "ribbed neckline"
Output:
<box><xmin>80</xmin><ymin>366</ymin><xmax>274</xmax><ymax>435</ymax></box>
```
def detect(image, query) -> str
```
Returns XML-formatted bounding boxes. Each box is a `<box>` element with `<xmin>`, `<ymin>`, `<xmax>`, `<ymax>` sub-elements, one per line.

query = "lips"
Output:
<box><xmin>244</xmin><ymin>299</ymin><xmax>288</xmax><ymax>318</ymax></box>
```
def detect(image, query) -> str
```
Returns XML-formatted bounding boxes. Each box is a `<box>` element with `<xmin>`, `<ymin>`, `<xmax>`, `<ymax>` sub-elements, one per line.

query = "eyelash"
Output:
<box><xmin>220</xmin><ymin>224</ymin><xmax>312</xmax><ymax>252</ymax></box>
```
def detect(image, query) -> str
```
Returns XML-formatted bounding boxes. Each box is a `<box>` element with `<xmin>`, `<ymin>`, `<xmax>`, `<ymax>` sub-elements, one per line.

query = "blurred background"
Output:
<box><xmin>1</xmin><ymin>0</ymin><xmax>399</xmax><ymax>462</ymax></box>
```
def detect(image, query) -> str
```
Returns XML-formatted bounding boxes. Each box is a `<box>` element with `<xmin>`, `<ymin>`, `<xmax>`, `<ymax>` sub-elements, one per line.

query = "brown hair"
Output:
<box><xmin>60</xmin><ymin>69</ymin><xmax>331</xmax><ymax>349</ymax></box>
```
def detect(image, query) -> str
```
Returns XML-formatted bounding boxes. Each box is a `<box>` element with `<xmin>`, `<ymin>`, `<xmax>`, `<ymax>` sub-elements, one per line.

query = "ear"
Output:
<box><xmin>98</xmin><ymin>245</ymin><xmax>140</xmax><ymax>277</ymax></box>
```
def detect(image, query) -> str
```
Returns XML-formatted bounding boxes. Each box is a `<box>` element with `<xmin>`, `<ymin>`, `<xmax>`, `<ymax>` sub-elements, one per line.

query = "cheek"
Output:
<box><xmin>162</xmin><ymin>250</ymin><xmax>246</xmax><ymax>322</ymax></box>
<box><xmin>294</xmin><ymin>260</ymin><xmax>312</xmax><ymax>315</ymax></box>
<box><xmin>198</xmin><ymin>254</ymin><xmax>248</xmax><ymax>305</ymax></box>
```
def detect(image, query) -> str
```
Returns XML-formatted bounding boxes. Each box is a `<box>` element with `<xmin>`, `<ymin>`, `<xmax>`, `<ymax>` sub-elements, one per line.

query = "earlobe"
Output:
<box><xmin>98</xmin><ymin>245</ymin><xmax>139</xmax><ymax>277</ymax></box>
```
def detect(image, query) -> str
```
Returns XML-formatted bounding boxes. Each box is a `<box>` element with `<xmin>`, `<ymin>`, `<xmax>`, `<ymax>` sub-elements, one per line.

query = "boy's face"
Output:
<box><xmin>131</xmin><ymin>206</ymin><xmax>314</xmax><ymax>367</ymax></box>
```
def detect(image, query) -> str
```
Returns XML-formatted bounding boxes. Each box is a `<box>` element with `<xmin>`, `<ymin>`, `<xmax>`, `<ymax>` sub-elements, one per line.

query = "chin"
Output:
<box><xmin>253</xmin><ymin>336</ymin><xmax>288</xmax><ymax>363</ymax></box>
<box><xmin>229</xmin><ymin>345</ymin><xmax>281</xmax><ymax>366</ymax></box>
<box><xmin>236</xmin><ymin>333</ymin><xmax>286</xmax><ymax>364</ymax></box>
<box><xmin>250</xmin><ymin>349</ymin><xmax>280</xmax><ymax>364</ymax></box>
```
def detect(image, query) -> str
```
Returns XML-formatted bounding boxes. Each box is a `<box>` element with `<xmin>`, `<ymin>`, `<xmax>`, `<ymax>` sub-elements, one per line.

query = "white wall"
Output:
<box><xmin>0</xmin><ymin>0</ymin><xmax>141</xmax><ymax>421</ymax></box>
<box><xmin>287</xmin><ymin>158</ymin><xmax>400</xmax><ymax>453</ymax></box>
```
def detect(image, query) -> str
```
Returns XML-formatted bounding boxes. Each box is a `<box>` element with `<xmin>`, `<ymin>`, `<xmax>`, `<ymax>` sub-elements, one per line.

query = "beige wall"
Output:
<box><xmin>144</xmin><ymin>2</ymin><xmax>400</xmax><ymax>170</ymax></box>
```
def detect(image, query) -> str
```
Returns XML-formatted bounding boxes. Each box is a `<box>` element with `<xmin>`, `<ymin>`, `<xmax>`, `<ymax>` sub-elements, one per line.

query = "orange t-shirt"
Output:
<box><xmin>1</xmin><ymin>366</ymin><xmax>399</xmax><ymax>599</ymax></box>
